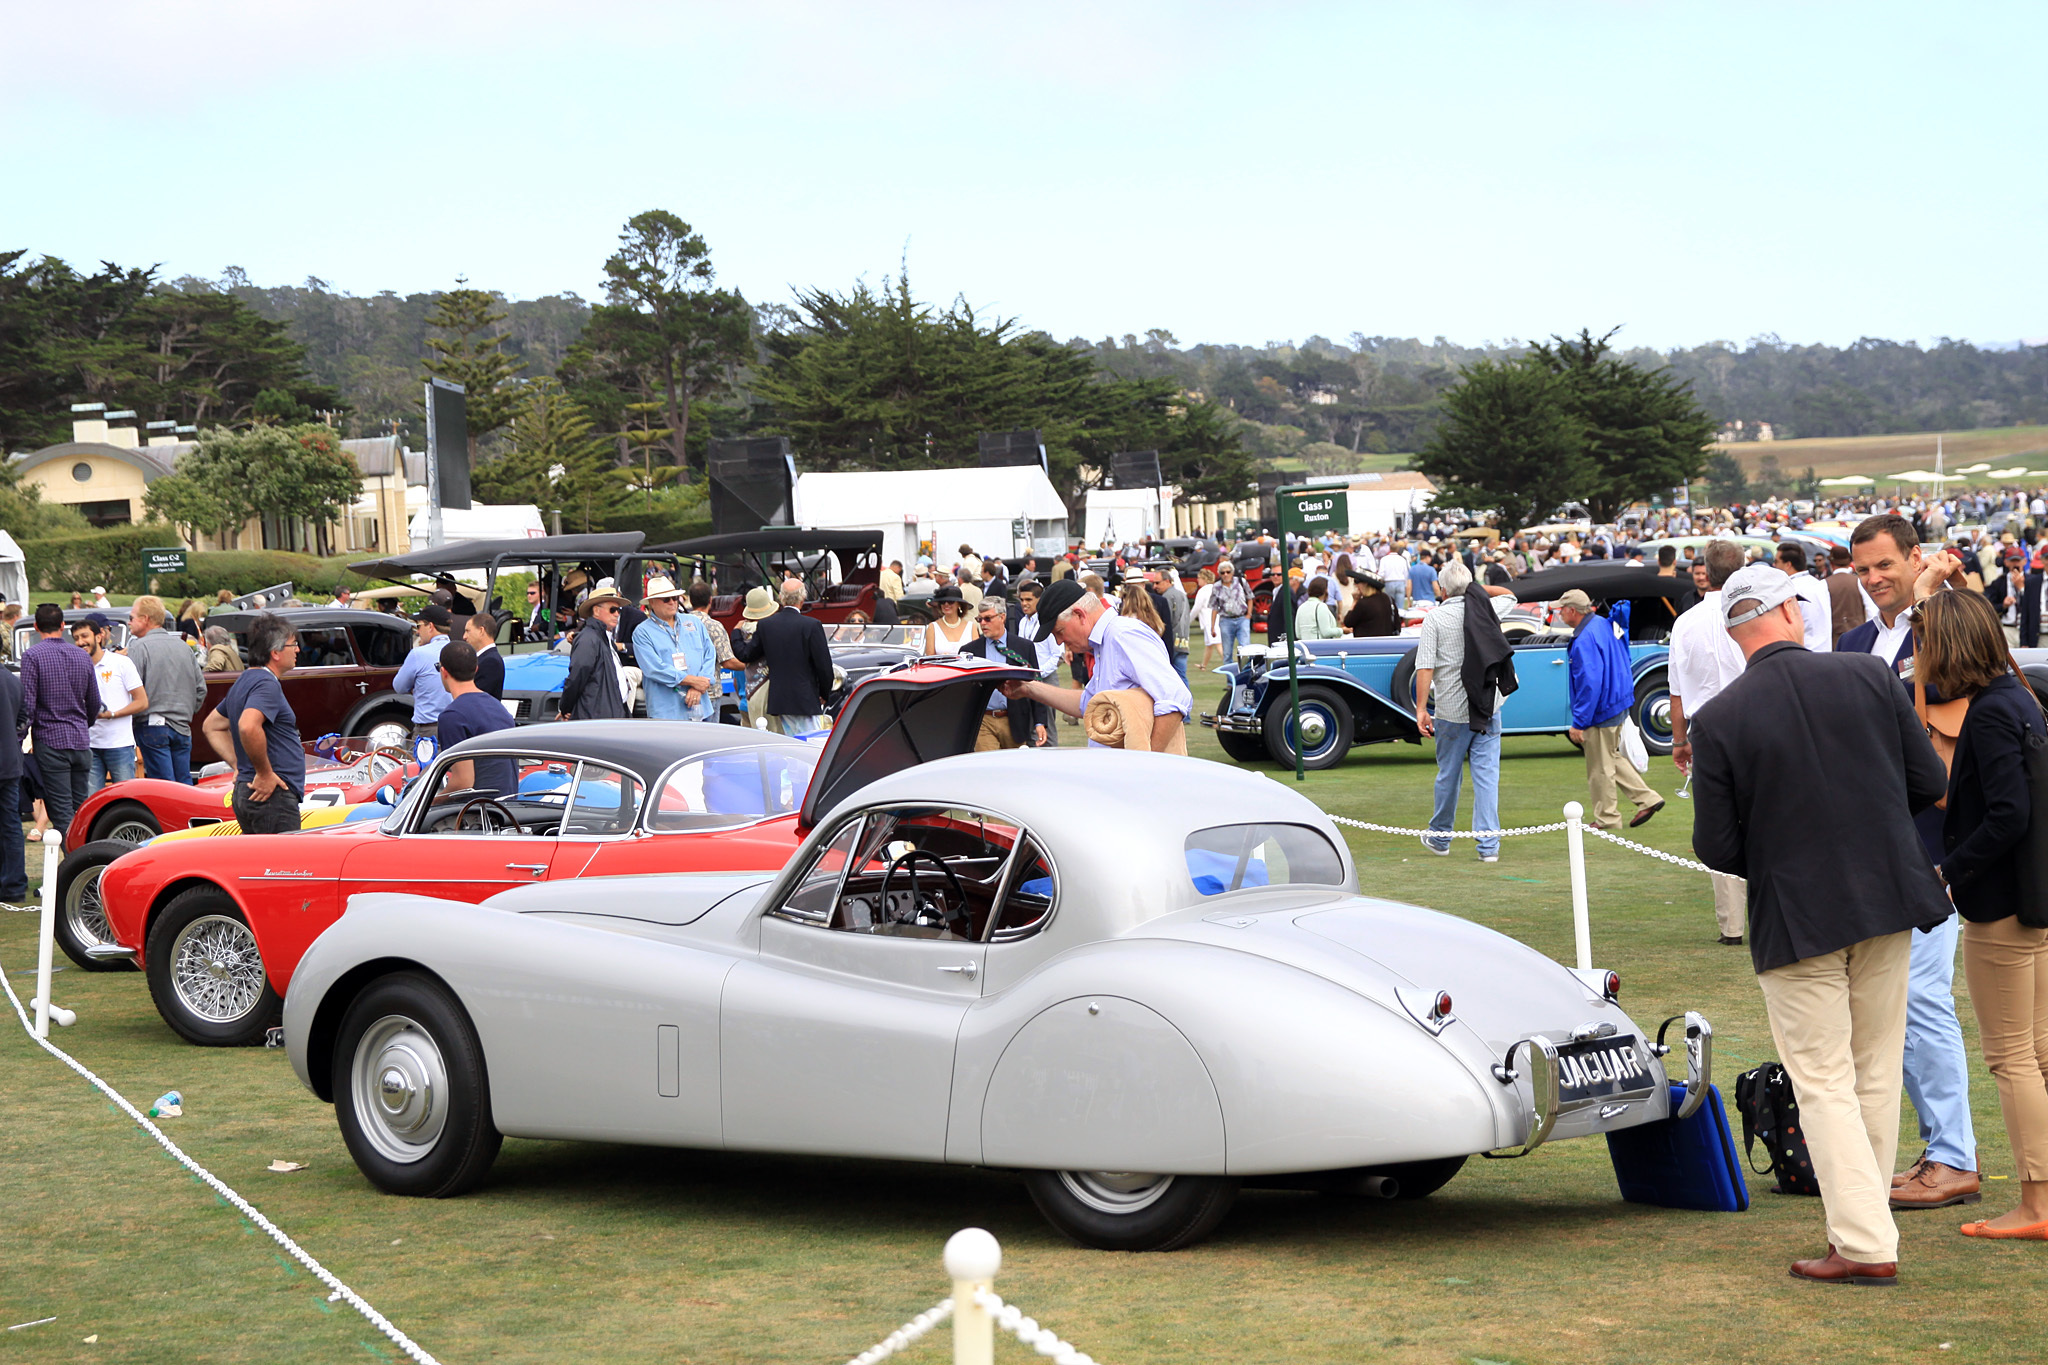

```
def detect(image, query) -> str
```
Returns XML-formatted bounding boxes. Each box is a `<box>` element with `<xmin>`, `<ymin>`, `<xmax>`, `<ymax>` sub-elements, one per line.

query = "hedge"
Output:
<box><xmin>19</xmin><ymin>527</ymin><xmax>375</xmax><ymax>599</ymax></box>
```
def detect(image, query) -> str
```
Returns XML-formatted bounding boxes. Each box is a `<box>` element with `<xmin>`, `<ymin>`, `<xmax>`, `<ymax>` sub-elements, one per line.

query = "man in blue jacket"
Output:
<box><xmin>1560</xmin><ymin>588</ymin><xmax>1664</xmax><ymax>830</ymax></box>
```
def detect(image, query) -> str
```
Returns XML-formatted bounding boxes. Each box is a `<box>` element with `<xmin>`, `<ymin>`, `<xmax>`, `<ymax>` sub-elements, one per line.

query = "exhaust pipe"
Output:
<box><xmin>1359</xmin><ymin>1175</ymin><xmax>1400</xmax><ymax>1199</ymax></box>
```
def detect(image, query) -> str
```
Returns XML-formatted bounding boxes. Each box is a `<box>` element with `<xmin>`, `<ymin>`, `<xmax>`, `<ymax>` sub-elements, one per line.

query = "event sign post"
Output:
<box><xmin>1275</xmin><ymin>486</ymin><xmax>1350</xmax><ymax>782</ymax></box>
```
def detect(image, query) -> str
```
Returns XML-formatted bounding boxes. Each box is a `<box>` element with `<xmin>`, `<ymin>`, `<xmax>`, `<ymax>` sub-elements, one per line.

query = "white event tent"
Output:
<box><xmin>793</xmin><ymin>466</ymin><xmax>1070</xmax><ymax>567</ymax></box>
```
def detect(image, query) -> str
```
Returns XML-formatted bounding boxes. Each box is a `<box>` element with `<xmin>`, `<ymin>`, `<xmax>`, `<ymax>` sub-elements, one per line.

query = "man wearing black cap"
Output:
<box><xmin>1003</xmin><ymin>577</ymin><xmax>1192</xmax><ymax>750</ymax></box>
<box><xmin>392</xmin><ymin>603</ymin><xmax>453</xmax><ymax>740</ymax></box>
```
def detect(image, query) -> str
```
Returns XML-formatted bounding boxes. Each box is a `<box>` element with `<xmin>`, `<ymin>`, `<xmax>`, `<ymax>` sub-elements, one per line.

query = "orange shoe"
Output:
<box><xmin>1960</xmin><ymin>1218</ymin><xmax>2048</xmax><ymax>1240</ymax></box>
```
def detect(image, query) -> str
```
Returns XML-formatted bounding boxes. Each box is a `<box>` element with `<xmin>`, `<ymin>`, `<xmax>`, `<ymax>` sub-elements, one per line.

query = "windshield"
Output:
<box><xmin>649</xmin><ymin>746</ymin><xmax>821</xmax><ymax>830</ymax></box>
<box><xmin>1185</xmin><ymin>823</ymin><xmax>1344</xmax><ymax>896</ymax></box>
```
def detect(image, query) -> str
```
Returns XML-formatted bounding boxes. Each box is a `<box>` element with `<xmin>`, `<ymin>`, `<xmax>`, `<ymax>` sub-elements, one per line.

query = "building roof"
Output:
<box><xmin>9</xmin><ymin>441</ymin><xmax>181</xmax><ymax>482</ymax></box>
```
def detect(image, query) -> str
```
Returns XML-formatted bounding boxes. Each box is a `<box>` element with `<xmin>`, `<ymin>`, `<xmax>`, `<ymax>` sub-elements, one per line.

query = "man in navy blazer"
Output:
<box><xmin>1842</xmin><ymin>513</ymin><xmax>1981</xmax><ymax>1212</ymax></box>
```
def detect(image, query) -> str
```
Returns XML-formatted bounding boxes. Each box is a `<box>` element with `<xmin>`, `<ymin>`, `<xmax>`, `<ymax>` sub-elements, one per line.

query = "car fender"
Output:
<box><xmin>954</xmin><ymin>939</ymin><xmax>1501</xmax><ymax>1175</ymax></box>
<box><xmin>1627</xmin><ymin>645</ymin><xmax>1671</xmax><ymax>682</ymax></box>
<box><xmin>340</xmin><ymin>689</ymin><xmax>411</xmax><ymax>733</ymax></box>
<box><xmin>1256</xmin><ymin>663</ymin><xmax>1410</xmax><ymax>726</ymax></box>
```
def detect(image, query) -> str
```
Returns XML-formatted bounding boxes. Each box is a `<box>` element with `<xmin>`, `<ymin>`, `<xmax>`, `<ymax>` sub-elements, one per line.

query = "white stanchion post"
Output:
<box><xmin>33</xmin><ymin>831</ymin><xmax>63</xmax><ymax>1039</ymax></box>
<box><xmin>944</xmin><ymin>1228</ymin><xmax>999</xmax><ymax>1365</ymax></box>
<box><xmin>1562</xmin><ymin>801</ymin><xmax>1591</xmax><ymax>971</ymax></box>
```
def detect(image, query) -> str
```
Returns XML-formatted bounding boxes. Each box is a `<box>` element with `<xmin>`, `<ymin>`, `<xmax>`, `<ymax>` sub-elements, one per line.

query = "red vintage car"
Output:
<box><xmin>63</xmin><ymin>733</ymin><xmax>417</xmax><ymax>848</ymax></box>
<box><xmin>84</xmin><ymin>660</ymin><xmax>1032</xmax><ymax>1046</ymax></box>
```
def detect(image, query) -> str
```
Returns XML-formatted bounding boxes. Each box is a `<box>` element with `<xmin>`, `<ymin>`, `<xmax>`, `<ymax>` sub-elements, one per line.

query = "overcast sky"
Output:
<box><xmin>6</xmin><ymin>1</ymin><xmax>2041</xmax><ymax>352</ymax></box>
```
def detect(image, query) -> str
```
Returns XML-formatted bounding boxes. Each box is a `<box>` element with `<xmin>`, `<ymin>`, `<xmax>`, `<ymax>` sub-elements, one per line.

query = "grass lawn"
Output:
<box><xmin>1719</xmin><ymin>425</ymin><xmax>2048</xmax><ymax>486</ymax></box>
<box><xmin>1</xmin><ymin>719</ymin><xmax>2039</xmax><ymax>1364</ymax></box>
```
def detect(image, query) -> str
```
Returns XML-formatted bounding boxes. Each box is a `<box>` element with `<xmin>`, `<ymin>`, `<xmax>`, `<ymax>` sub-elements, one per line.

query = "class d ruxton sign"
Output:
<box><xmin>1277</xmin><ymin>487</ymin><xmax>1349</xmax><ymax>537</ymax></box>
<box><xmin>141</xmin><ymin>547</ymin><xmax>187</xmax><ymax>575</ymax></box>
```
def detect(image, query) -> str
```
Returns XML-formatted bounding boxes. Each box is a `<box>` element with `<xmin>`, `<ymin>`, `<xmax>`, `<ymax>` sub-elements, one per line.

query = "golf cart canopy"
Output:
<box><xmin>799</xmin><ymin>657</ymin><xmax>1037</xmax><ymax>827</ymax></box>
<box><xmin>650</xmin><ymin>529</ymin><xmax>884</xmax><ymax>557</ymax></box>
<box><xmin>349</xmin><ymin>533</ymin><xmax>649</xmax><ymax>581</ymax></box>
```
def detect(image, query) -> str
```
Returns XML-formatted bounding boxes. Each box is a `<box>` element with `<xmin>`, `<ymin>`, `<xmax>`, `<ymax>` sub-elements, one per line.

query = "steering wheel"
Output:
<box><xmin>453</xmin><ymin>796</ymin><xmax>521</xmax><ymax>834</ymax></box>
<box><xmin>878</xmin><ymin>849</ymin><xmax>969</xmax><ymax>933</ymax></box>
<box><xmin>368</xmin><ymin>745</ymin><xmax>413</xmax><ymax>781</ymax></box>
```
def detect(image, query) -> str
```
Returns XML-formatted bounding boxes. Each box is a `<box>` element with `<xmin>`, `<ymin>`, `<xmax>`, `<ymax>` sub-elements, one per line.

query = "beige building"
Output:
<box><xmin>9</xmin><ymin>404</ymin><xmax>422</xmax><ymax>555</ymax></box>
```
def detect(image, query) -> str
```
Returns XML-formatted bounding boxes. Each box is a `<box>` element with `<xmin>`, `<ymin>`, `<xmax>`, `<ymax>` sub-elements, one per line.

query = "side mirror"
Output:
<box><xmin>374</xmin><ymin>785</ymin><xmax>399</xmax><ymax>807</ymax></box>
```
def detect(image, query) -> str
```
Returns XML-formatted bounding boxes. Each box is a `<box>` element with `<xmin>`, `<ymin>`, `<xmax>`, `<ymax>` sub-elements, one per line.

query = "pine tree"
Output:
<box><xmin>422</xmin><ymin>286</ymin><xmax>527</xmax><ymax>463</ymax></box>
<box><xmin>475</xmin><ymin>380</ymin><xmax>621</xmax><ymax>532</ymax></box>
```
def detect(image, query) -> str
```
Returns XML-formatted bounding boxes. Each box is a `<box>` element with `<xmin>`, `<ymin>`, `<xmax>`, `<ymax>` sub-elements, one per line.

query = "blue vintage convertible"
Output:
<box><xmin>1203</xmin><ymin>564</ymin><xmax>1687</xmax><ymax>770</ymax></box>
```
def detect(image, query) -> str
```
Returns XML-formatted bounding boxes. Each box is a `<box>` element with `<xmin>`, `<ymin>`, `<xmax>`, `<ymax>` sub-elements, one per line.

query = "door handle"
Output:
<box><xmin>938</xmin><ymin>961</ymin><xmax>978</xmax><ymax>979</ymax></box>
<box><xmin>505</xmin><ymin>863</ymin><xmax>548</xmax><ymax>876</ymax></box>
<box><xmin>1549</xmin><ymin>659</ymin><xmax>1567</xmax><ymax>665</ymax></box>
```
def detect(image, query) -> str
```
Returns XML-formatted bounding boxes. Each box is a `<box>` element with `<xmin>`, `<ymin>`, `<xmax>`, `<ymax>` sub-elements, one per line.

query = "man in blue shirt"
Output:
<box><xmin>199</xmin><ymin>613</ymin><xmax>304</xmax><ymax>835</ymax></box>
<box><xmin>434</xmin><ymin>642</ymin><xmax>518</xmax><ymax>800</ymax></box>
<box><xmin>1005</xmin><ymin>578</ymin><xmax>1193</xmax><ymax>751</ymax></box>
<box><xmin>632</xmin><ymin>577</ymin><xmax>718</xmax><ymax>720</ymax></box>
<box><xmin>1560</xmin><ymin>588</ymin><xmax>1663</xmax><ymax>830</ymax></box>
<box><xmin>1409</xmin><ymin>552</ymin><xmax>1440</xmax><ymax>604</ymax></box>
<box><xmin>392</xmin><ymin>604</ymin><xmax>453</xmax><ymax>739</ymax></box>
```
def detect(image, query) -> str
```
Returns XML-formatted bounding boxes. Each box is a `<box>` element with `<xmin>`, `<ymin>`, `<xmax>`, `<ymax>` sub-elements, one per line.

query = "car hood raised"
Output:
<box><xmin>799</xmin><ymin>658</ymin><xmax>1037</xmax><ymax>826</ymax></box>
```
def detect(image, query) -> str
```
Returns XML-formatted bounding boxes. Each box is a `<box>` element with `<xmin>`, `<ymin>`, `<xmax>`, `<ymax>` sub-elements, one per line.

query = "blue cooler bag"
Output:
<box><xmin>1606</xmin><ymin>1083</ymin><xmax>1749</xmax><ymax>1213</ymax></box>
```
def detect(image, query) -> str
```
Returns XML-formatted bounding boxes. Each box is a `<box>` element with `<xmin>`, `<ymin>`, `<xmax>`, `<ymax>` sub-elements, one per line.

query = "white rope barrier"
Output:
<box><xmin>0</xmin><ymin>948</ymin><xmax>443</xmax><ymax>1363</ymax></box>
<box><xmin>1585</xmin><ymin>825</ymin><xmax>1713</xmax><ymax>873</ymax></box>
<box><xmin>971</xmin><ymin>1288</ymin><xmax>1098</xmax><ymax>1365</ymax></box>
<box><xmin>1325</xmin><ymin>814</ymin><xmax>1571</xmax><ymax>838</ymax></box>
<box><xmin>844</xmin><ymin>1299</ymin><xmax>954</xmax><ymax>1365</ymax></box>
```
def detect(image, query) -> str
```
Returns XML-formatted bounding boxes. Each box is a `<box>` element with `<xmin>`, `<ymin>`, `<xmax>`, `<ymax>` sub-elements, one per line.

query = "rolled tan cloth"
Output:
<box><xmin>1084</xmin><ymin>688</ymin><xmax>1188</xmax><ymax>754</ymax></box>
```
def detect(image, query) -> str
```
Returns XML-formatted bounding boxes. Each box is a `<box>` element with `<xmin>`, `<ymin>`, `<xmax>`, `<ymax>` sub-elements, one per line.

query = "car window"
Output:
<box><xmin>1185</xmin><ymin>822</ymin><xmax>1344</xmax><ymax>896</ymax></box>
<box><xmin>559</xmin><ymin>762</ymin><xmax>644</xmax><ymax>838</ymax></box>
<box><xmin>775</xmin><ymin>805</ymin><xmax>1044</xmax><ymax>943</ymax></box>
<box><xmin>294</xmin><ymin>626</ymin><xmax>355</xmax><ymax>668</ymax></box>
<box><xmin>412</xmin><ymin>754</ymin><xmax>572</xmax><ymax>836</ymax></box>
<box><xmin>776</xmin><ymin>817</ymin><xmax>871</xmax><ymax>923</ymax></box>
<box><xmin>350</xmin><ymin>623</ymin><xmax>411</xmax><ymax>668</ymax></box>
<box><xmin>648</xmin><ymin>747</ymin><xmax>819</xmax><ymax>831</ymax></box>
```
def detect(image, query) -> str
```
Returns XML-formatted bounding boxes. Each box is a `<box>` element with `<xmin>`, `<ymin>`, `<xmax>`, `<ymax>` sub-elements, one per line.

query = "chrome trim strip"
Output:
<box><xmin>1487</xmin><ymin>1034</ymin><xmax>1560</xmax><ymax>1158</ymax></box>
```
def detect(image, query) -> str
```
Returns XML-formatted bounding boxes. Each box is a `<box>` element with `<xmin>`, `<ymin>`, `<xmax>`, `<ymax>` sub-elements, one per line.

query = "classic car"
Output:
<box><xmin>1205</xmin><ymin>563</ymin><xmax>1686</xmax><ymax>769</ymax></box>
<box><xmin>282</xmin><ymin>747</ymin><xmax>1714</xmax><ymax>1252</ymax></box>
<box><xmin>191</xmin><ymin>607</ymin><xmax>424</xmax><ymax>762</ymax></box>
<box><xmin>653</xmin><ymin>528</ymin><xmax>885</xmax><ymax>631</ymax></box>
<box><xmin>9</xmin><ymin>609</ymin><xmax>131</xmax><ymax>666</ymax></box>
<box><xmin>85</xmin><ymin>659</ymin><xmax>1036</xmax><ymax>1046</ymax></box>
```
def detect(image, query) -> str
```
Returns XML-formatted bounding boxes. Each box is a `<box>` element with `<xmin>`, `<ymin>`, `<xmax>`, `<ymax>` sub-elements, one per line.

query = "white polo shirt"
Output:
<box><xmin>1668</xmin><ymin>591</ymin><xmax>1746</xmax><ymax>714</ymax></box>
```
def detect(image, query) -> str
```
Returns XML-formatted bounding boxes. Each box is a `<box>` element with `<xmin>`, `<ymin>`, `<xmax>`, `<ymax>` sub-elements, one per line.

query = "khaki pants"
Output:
<box><xmin>1755</xmin><ymin>930</ymin><xmax>1913</xmax><ymax>1264</ymax></box>
<box><xmin>1583</xmin><ymin>722</ymin><xmax>1659</xmax><ymax>828</ymax></box>
<box><xmin>1712</xmin><ymin>873</ymin><xmax>1748</xmax><ymax>939</ymax></box>
<box><xmin>974</xmin><ymin>712</ymin><xmax>1018</xmax><ymax>752</ymax></box>
<box><xmin>1962</xmin><ymin>915</ymin><xmax>2048</xmax><ymax>1181</ymax></box>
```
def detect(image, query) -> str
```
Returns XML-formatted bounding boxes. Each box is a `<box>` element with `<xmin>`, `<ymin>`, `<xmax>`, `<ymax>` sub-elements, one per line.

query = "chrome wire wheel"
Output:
<box><xmin>62</xmin><ymin>864</ymin><xmax>113</xmax><ymax>950</ymax></box>
<box><xmin>349</xmin><ymin>1013</ymin><xmax>450</xmax><ymax>1165</ymax></box>
<box><xmin>103</xmin><ymin>816</ymin><xmax>158</xmax><ymax>845</ymax></box>
<box><xmin>365</xmin><ymin>718</ymin><xmax>412</xmax><ymax>752</ymax></box>
<box><xmin>168</xmin><ymin>914</ymin><xmax>267</xmax><ymax>1023</ymax></box>
<box><xmin>1058</xmin><ymin>1171</ymin><xmax>1176</xmax><ymax>1215</ymax></box>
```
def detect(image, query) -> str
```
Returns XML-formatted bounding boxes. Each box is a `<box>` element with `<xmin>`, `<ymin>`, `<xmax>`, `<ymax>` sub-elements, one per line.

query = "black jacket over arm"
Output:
<box><xmin>1458</xmin><ymin>583</ymin><xmax>1516</xmax><ymax>723</ymax></box>
<box><xmin>1691</xmin><ymin>640</ymin><xmax>1951</xmax><ymax>972</ymax></box>
<box><xmin>733</xmin><ymin>608</ymin><xmax>834</xmax><ymax>717</ymax></box>
<box><xmin>1941</xmin><ymin>672</ymin><xmax>2042</xmax><ymax>923</ymax></box>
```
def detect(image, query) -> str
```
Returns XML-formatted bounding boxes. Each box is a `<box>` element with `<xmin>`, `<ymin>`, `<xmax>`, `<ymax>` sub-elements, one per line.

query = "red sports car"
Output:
<box><xmin>86</xmin><ymin>660</ymin><xmax>1032</xmax><ymax>1046</ymax></box>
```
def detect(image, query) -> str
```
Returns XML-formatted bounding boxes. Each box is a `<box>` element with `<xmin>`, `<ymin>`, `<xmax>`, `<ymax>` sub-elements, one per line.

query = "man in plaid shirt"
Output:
<box><xmin>18</xmin><ymin>603</ymin><xmax>95</xmax><ymax>837</ymax></box>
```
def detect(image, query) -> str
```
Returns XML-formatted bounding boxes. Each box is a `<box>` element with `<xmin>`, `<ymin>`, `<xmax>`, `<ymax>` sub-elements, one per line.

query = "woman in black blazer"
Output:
<box><xmin>1919</xmin><ymin>588</ymin><xmax>2048</xmax><ymax>1239</ymax></box>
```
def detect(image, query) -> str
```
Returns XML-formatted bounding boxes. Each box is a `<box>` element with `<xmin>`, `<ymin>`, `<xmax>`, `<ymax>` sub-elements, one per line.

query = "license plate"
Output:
<box><xmin>1557</xmin><ymin>1037</ymin><xmax>1654</xmax><ymax>1102</ymax></box>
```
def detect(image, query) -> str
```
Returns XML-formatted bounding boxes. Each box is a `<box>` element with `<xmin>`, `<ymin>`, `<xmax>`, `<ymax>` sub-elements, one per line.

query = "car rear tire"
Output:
<box><xmin>89</xmin><ymin>800</ymin><xmax>160</xmax><ymax>846</ymax></box>
<box><xmin>1631</xmin><ymin>670</ymin><xmax>1675</xmax><ymax>756</ymax></box>
<box><xmin>333</xmin><ymin>972</ymin><xmax>501</xmax><ymax>1198</ymax></box>
<box><xmin>1386</xmin><ymin>647</ymin><xmax>1420</xmax><ymax>719</ymax></box>
<box><xmin>144</xmin><ymin>887</ymin><xmax>282</xmax><ymax>1046</ymax></box>
<box><xmin>1023</xmin><ymin>1170</ymin><xmax>1239</xmax><ymax>1251</ymax></box>
<box><xmin>1261</xmin><ymin>684</ymin><xmax>1353</xmax><ymax>770</ymax></box>
<box><xmin>52</xmin><ymin>839</ymin><xmax>139</xmax><ymax>972</ymax></box>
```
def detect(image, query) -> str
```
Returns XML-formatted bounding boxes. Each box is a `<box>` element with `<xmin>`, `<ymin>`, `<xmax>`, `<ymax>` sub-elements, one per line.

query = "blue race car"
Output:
<box><xmin>1203</xmin><ymin>563</ymin><xmax>1686</xmax><ymax>770</ymax></box>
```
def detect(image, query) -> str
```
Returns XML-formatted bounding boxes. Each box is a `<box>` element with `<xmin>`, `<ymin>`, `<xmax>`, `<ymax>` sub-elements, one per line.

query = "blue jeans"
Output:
<box><xmin>35</xmin><ymin>745</ymin><xmax>90</xmax><ymax>842</ymax></box>
<box><xmin>89</xmin><ymin>746</ymin><xmax>135</xmax><ymax>794</ymax></box>
<box><xmin>1427</xmin><ymin>715</ymin><xmax>1501</xmax><ymax>858</ymax></box>
<box><xmin>1173</xmin><ymin>652</ymin><xmax>1188</xmax><ymax>684</ymax></box>
<box><xmin>0</xmin><ymin>777</ymin><xmax>24</xmax><ymax>900</ymax></box>
<box><xmin>1902</xmin><ymin>912</ymin><xmax>1977</xmax><ymax>1170</ymax></box>
<box><xmin>137</xmin><ymin>723</ymin><xmax>193</xmax><ymax>783</ymax></box>
<box><xmin>1218</xmin><ymin>616</ymin><xmax>1250</xmax><ymax>664</ymax></box>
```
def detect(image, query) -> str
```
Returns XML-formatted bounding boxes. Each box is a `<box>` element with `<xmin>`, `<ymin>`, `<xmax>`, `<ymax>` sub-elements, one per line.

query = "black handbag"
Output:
<box><xmin>2015</xmin><ymin>725</ymin><xmax>2048</xmax><ymax>929</ymax></box>
<box><xmin>1733</xmin><ymin>1063</ymin><xmax>1821</xmax><ymax>1198</ymax></box>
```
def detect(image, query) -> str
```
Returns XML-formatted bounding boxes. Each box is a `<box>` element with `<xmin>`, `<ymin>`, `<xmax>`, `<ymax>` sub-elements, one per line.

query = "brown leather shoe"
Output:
<box><xmin>1892</xmin><ymin>1151</ymin><xmax>1929</xmax><ymax>1189</ymax></box>
<box><xmin>1890</xmin><ymin>1160</ymin><xmax>1982</xmax><ymax>1210</ymax></box>
<box><xmin>1790</xmin><ymin>1249</ymin><xmax>1898</xmax><ymax>1286</ymax></box>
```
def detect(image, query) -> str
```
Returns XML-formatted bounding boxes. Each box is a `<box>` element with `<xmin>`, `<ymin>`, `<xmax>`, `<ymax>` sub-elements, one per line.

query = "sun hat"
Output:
<box><xmin>577</xmin><ymin>592</ymin><xmax>628</xmax><ymax>618</ymax></box>
<box><xmin>1721</xmin><ymin>562</ymin><xmax>1802</xmax><ymax>627</ymax></box>
<box><xmin>640</xmin><ymin>575</ymin><xmax>687</xmax><ymax>605</ymax></box>
<box><xmin>932</xmin><ymin>583</ymin><xmax>965</xmax><ymax>604</ymax></box>
<box><xmin>740</xmin><ymin>586</ymin><xmax>776</xmax><ymax>621</ymax></box>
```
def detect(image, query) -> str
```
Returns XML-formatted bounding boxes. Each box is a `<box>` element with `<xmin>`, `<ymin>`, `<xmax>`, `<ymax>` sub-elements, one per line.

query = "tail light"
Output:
<box><xmin>1430</xmin><ymin>990</ymin><xmax>1453</xmax><ymax>1022</ymax></box>
<box><xmin>1603</xmin><ymin>971</ymin><xmax>1620</xmax><ymax>1000</ymax></box>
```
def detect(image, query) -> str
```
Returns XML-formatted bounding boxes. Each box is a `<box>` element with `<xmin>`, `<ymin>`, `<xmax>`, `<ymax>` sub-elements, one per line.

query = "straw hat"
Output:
<box><xmin>578</xmin><ymin>591</ymin><xmax>628</xmax><ymax>617</ymax></box>
<box><xmin>741</xmin><ymin>586</ymin><xmax>776</xmax><ymax>621</ymax></box>
<box><xmin>641</xmin><ymin>574</ymin><xmax>687</xmax><ymax>605</ymax></box>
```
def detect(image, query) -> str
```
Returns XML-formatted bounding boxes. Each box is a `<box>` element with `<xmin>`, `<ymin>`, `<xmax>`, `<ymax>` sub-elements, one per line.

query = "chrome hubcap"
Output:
<box><xmin>366</xmin><ymin>720</ymin><xmax>411</xmax><ymax>752</ymax></box>
<box><xmin>1296</xmin><ymin>710</ymin><xmax>1329</xmax><ymax>747</ymax></box>
<box><xmin>351</xmin><ymin>1014</ymin><xmax>448</xmax><ymax>1163</ymax></box>
<box><xmin>1059</xmin><ymin>1170</ymin><xmax>1175</xmax><ymax>1215</ymax></box>
<box><xmin>168</xmin><ymin>915</ymin><xmax>265</xmax><ymax>1022</ymax></box>
<box><xmin>63</xmin><ymin>866</ymin><xmax>113</xmax><ymax>949</ymax></box>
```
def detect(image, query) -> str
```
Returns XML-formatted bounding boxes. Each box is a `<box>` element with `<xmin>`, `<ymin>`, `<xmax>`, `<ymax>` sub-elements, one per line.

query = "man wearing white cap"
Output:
<box><xmin>1691</xmin><ymin>561</ymin><xmax>1951</xmax><ymax>1287</ymax></box>
<box><xmin>633</xmin><ymin>576</ymin><xmax>718</xmax><ymax>721</ymax></box>
<box><xmin>1668</xmin><ymin>539</ymin><xmax>1752</xmax><ymax>944</ymax></box>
